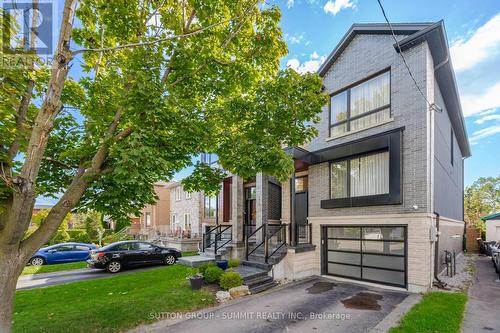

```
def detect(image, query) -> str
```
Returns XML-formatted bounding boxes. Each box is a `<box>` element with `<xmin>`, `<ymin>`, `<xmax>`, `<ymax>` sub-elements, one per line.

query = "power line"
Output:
<box><xmin>376</xmin><ymin>0</ymin><xmax>436</xmax><ymax>111</ymax></box>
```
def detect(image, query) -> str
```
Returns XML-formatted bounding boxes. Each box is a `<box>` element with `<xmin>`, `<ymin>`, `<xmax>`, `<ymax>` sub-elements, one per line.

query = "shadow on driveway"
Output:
<box><xmin>134</xmin><ymin>276</ymin><xmax>409</xmax><ymax>333</ymax></box>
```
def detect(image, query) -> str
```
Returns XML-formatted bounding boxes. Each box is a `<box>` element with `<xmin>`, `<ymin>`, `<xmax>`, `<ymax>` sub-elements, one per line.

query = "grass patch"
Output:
<box><xmin>13</xmin><ymin>265</ymin><xmax>216</xmax><ymax>333</ymax></box>
<box><xmin>182</xmin><ymin>251</ymin><xmax>199</xmax><ymax>257</ymax></box>
<box><xmin>390</xmin><ymin>292</ymin><xmax>467</xmax><ymax>333</ymax></box>
<box><xmin>21</xmin><ymin>261</ymin><xmax>87</xmax><ymax>276</ymax></box>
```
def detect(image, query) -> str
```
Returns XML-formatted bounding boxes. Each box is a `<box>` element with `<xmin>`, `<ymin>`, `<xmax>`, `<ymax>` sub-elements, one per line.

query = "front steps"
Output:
<box><xmin>235</xmin><ymin>262</ymin><xmax>276</xmax><ymax>294</ymax></box>
<box><xmin>247</xmin><ymin>246</ymin><xmax>288</xmax><ymax>265</ymax></box>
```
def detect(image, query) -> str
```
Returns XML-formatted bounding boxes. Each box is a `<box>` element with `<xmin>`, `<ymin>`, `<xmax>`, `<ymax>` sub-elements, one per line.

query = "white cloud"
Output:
<box><xmin>287</xmin><ymin>52</ymin><xmax>326</xmax><ymax>74</ymax></box>
<box><xmin>323</xmin><ymin>0</ymin><xmax>355</xmax><ymax>16</ymax></box>
<box><xmin>478</xmin><ymin>108</ymin><xmax>498</xmax><ymax>116</ymax></box>
<box><xmin>469</xmin><ymin>125</ymin><xmax>500</xmax><ymax>144</ymax></box>
<box><xmin>461</xmin><ymin>81</ymin><xmax>500</xmax><ymax>117</ymax></box>
<box><xmin>474</xmin><ymin>114</ymin><xmax>500</xmax><ymax>125</ymax></box>
<box><xmin>287</xmin><ymin>0</ymin><xmax>295</xmax><ymax>8</ymax></box>
<box><xmin>288</xmin><ymin>33</ymin><xmax>305</xmax><ymax>44</ymax></box>
<box><xmin>450</xmin><ymin>13</ymin><xmax>500</xmax><ymax>72</ymax></box>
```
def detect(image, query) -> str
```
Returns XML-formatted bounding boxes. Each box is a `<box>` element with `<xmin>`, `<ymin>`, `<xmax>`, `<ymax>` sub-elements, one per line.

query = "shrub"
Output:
<box><xmin>68</xmin><ymin>230</ymin><xmax>92</xmax><ymax>243</ymax></box>
<box><xmin>228</xmin><ymin>259</ymin><xmax>240</xmax><ymax>268</ymax></box>
<box><xmin>204</xmin><ymin>266</ymin><xmax>224</xmax><ymax>283</ymax></box>
<box><xmin>219</xmin><ymin>271</ymin><xmax>243</xmax><ymax>290</ymax></box>
<box><xmin>198</xmin><ymin>262</ymin><xmax>216</xmax><ymax>275</ymax></box>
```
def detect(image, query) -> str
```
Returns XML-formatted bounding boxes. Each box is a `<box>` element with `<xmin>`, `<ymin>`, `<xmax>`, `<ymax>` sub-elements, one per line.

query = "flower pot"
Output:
<box><xmin>216</xmin><ymin>260</ymin><xmax>228</xmax><ymax>270</ymax></box>
<box><xmin>189</xmin><ymin>276</ymin><xmax>203</xmax><ymax>290</ymax></box>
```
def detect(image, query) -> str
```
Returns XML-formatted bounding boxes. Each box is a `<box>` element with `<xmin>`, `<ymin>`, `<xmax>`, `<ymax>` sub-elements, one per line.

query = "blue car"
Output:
<box><xmin>28</xmin><ymin>242</ymin><xmax>98</xmax><ymax>266</ymax></box>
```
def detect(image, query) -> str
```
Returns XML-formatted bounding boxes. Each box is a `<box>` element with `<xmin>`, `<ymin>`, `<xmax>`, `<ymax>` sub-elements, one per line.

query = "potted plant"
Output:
<box><xmin>188</xmin><ymin>273</ymin><xmax>204</xmax><ymax>290</ymax></box>
<box><xmin>216</xmin><ymin>260</ymin><xmax>229</xmax><ymax>270</ymax></box>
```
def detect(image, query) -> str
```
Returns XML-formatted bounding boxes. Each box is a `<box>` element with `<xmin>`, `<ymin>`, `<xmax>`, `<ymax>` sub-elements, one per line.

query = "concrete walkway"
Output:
<box><xmin>462</xmin><ymin>256</ymin><xmax>500</xmax><ymax>332</ymax></box>
<box><xmin>130</xmin><ymin>277</ymin><xmax>409</xmax><ymax>333</ymax></box>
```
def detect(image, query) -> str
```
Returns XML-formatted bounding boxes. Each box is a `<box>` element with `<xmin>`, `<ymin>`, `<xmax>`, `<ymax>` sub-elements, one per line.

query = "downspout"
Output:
<box><xmin>434</xmin><ymin>211</ymin><xmax>444</xmax><ymax>284</ymax></box>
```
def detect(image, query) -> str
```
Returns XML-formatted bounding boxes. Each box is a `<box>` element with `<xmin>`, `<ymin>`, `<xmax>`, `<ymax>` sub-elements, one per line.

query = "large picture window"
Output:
<box><xmin>204</xmin><ymin>195</ymin><xmax>216</xmax><ymax>218</ymax></box>
<box><xmin>319</xmin><ymin>129</ymin><xmax>402</xmax><ymax>208</ymax></box>
<box><xmin>331</xmin><ymin>151</ymin><xmax>389</xmax><ymax>199</ymax></box>
<box><xmin>330</xmin><ymin>70</ymin><xmax>391</xmax><ymax>136</ymax></box>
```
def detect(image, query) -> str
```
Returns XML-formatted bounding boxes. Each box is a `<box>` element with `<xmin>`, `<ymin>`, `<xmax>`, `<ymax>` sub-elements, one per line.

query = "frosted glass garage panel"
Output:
<box><xmin>328</xmin><ymin>263</ymin><xmax>361</xmax><ymax>278</ymax></box>
<box><xmin>327</xmin><ymin>239</ymin><xmax>360</xmax><ymax>252</ymax></box>
<box><xmin>327</xmin><ymin>227</ymin><xmax>360</xmax><ymax>239</ymax></box>
<box><xmin>328</xmin><ymin>251</ymin><xmax>361</xmax><ymax>265</ymax></box>
<box><xmin>362</xmin><ymin>254</ymin><xmax>404</xmax><ymax>270</ymax></box>
<box><xmin>362</xmin><ymin>241</ymin><xmax>404</xmax><ymax>255</ymax></box>
<box><xmin>363</xmin><ymin>267</ymin><xmax>405</xmax><ymax>285</ymax></box>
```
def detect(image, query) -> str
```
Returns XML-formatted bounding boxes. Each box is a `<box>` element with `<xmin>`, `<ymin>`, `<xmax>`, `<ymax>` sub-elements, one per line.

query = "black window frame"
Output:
<box><xmin>329</xmin><ymin>68</ymin><xmax>392</xmax><ymax>137</ymax></box>
<box><xmin>320</xmin><ymin>128</ymin><xmax>402</xmax><ymax>208</ymax></box>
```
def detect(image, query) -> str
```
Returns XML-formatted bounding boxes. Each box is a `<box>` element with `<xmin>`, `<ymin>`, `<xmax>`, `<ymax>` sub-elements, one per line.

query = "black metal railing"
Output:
<box><xmin>267</xmin><ymin>224</ymin><xmax>287</xmax><ymax>261</ymax></box>
<box><xmin>245</xmin><ymin>224</ymin><xmax>265</xmax><ymax>257</ymax></box>
<box><xmin>245</xmin><ymin>223</ymin><xmax>288</xmax><ymax>263</ymax></box>
<box><xmin>202</xmin><ymin>225</ymin><xmax>232</xmax><ymax>254</ymax></box>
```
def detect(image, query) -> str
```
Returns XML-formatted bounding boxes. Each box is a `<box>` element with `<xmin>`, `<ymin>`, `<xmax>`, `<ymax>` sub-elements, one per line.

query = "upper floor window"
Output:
<box><xmin>175</xmin><ymin>186</ymin><xmax>181</xmax><ymax>201</ymax></box>
<box><xmin>201</xmin><ymin>153</ymin><xmax>218</xmax><ymax>164</ymax></box>
<box><xmin>204</xmin><ymin>195</ymin><xmax>216</xmax><ymax>218</ymax></box>
<box><xmin>145</xmin><ymin>212</ymin><xmax>152</xmax><ymax>226</ymax></box>
<box><xmin>330</xmin><ymin>70</ymin><xmax>391</xmax><ymax>137</ymax></box>
<box><xmin>330</xmin><ymin>150</ymin><xmax>389</xmax><ymax>199</ymax></box>
<box><xmin>185</xmin><ymin>191</ymin><xmax>192</xmax><ymax>199</ymax></box>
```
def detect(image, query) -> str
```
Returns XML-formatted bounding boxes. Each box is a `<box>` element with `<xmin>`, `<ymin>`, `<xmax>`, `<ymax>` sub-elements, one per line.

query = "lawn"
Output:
<box><xmin>21</xmin><ymin>261</ymin><xmax>87</xmax><ymax>276</ymax></box>
<box><xmin>13</xmin><ymin>265</ymin><xmax>216</xmax><ymax>333</ymax></box>
<box><xmin>390</xmin><ymin>292</ymin><xmax>468</xmax><ymax>333</ymax></box>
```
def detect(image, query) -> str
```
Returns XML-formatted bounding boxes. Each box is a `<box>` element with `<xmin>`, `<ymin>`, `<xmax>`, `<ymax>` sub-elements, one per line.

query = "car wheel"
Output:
<box><xmin>164</xmin><ymin>254</ymin><xmax>176</xmax><ymax>265</ymax></box>
<box><xmin>106</xmin><ymin>261</ymin><xmax>122</xmax><ymax>273</ymax></box>
<box><xmin>30</xmin><ymin>257</ymin><xmax>45</xmax><ymax>266</ymax></box>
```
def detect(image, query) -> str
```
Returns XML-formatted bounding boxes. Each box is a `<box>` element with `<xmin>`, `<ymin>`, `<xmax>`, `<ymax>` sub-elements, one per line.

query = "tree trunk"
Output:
<box><xmin>0</xmin><ymin>249</ymin><xmax>24</xmax><ymax>333</ymax></box>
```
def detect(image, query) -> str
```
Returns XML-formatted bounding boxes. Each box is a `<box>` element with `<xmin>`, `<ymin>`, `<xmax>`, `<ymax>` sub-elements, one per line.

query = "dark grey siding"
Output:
<box><xmin>433</xmin><ymin>81</ymin><xmax>464</xmax><ymax>221</ymax></box>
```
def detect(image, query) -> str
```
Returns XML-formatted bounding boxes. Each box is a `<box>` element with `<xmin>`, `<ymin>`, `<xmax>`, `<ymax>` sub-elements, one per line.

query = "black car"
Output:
<box><xmin>87</xmin><ymin>241</ymin><xmax>181</xmax><ymax>273</ymax></box>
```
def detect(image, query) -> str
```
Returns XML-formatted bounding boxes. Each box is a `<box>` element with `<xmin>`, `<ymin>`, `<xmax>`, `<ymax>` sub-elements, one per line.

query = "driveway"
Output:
<box><xmin>16</xmin><ymin>265</ymin><xmax>163</xmax><ymax>290</ymax></box>
<box><xmin>462</xmin><ymin>256</ymin><xmax>500</xmax><ymax>333</ymax></box>
<box><xmin>132</xmin><ymin>277</ymin><xmax>409</xmax><ymax>333</ymax></box>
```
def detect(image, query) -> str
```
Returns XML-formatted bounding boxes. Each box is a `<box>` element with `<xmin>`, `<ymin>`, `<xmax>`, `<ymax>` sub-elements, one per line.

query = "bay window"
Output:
<box><xmin>330</xmin><ymin>70</ymin><xmax>391</xmax><ymax>136</ymax></box>
<box><xmin>330</xmin><ymin>151</ymin><xmax>389</xmax><ymax>199</ymax></box>
<box><xmin>320</xmin><ymin>129</ymin><xmax>402</xmax><ymax>208</ymax></box>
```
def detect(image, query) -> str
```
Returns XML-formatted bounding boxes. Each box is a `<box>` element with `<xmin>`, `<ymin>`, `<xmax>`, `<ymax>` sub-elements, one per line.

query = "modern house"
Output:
<box><xmin>199</xmin><ymin>21</ymin><xmax>470</xmax><ymax>292</ymax></box>
<box><xmin>482</xmin><ymin>213</ymin><xmax>500</xmax><ymax>242</ymax></box>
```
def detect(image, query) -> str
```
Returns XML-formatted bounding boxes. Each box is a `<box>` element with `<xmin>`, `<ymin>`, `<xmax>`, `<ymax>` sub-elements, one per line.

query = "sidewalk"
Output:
<box><xmin>462</xmin><ymin>256</ymin><xmax>500</xmax><ymax>332</ymax></box>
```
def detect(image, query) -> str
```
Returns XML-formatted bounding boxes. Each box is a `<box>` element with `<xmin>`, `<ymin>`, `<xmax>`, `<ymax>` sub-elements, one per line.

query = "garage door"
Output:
<box><xmin>323</xmin><ymin>226</ymin><xmax>407</xmax><ymax>288</ymax></box>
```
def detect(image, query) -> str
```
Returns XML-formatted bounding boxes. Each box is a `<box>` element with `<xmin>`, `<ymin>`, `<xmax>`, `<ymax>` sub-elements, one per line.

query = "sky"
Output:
<box><xmin>35</xmin><ymin>0</ymin><xmax>500</xmax><ymax>204</ymax></box>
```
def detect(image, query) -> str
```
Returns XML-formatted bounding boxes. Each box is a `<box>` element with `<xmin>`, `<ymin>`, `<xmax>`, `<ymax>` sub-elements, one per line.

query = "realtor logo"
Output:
<box><xmin>2</xmin><ymin>1</ymin><xmax>54</xmax><ymax>55</ymax></box>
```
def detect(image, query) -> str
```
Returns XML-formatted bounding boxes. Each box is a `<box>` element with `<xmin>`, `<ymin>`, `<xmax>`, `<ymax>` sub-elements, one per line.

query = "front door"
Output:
<box><xmin>244</xmin><ymin>186</ymin><xmax>256</xmax><ymax>234</ymax></box>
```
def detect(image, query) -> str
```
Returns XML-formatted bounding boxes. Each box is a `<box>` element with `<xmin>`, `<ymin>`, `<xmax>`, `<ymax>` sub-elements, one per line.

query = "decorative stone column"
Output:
<box><xmin>230</xmin><ymin>175</ymin><xmax>245</xmax><ymax>258</ymax></box>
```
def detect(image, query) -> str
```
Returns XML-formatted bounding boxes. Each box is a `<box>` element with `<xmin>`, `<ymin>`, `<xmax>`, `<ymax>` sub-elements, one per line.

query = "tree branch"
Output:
<box><xmin>42</xmin><ymin>157</ymin><xmax>78</xmax><ymax>169</ymax></box>
<box><xmin>72</xmin><ymin>18</ymin><xmax>230</xmax><ymax>56</ymax></box>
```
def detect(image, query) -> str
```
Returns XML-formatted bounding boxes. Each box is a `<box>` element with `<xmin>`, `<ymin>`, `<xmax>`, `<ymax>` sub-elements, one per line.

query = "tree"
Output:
<box><xmin>0</xmin><ymin>1</ymin><xmax>326</xmax><ymax>330</ymax></box>
<box><xmin>464</xmin><ymin>176</ymin><xmax>500</xmax><ymax>227</ymax></box>
<box><xmin>27</xmin><ymin>209</ymin><xmax>72</xmax><ymax>245</ymax></box>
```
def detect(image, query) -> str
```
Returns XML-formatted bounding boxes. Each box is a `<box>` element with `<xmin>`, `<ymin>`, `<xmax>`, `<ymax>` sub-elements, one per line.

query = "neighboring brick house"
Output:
<box><xmin>129</xmin><ymin>181</ymin><xmax>172</xmax><ymax>237</ymax></box>
<box><xmin>201</xmin><ymin>22</ymin><xmax>470</xmax><ymax>293</ymax></box>
<box><xmin>167</xmin><ymin>181</ymin><xmax>203</xmax><ymax>239</ymax></box>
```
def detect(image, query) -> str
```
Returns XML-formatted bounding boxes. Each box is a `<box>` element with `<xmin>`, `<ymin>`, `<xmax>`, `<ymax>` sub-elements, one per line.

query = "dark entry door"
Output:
<box><xmin>323</xmin><ymin>225</ymin><xmax>407</xmax><ymax>288</ymax></box>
